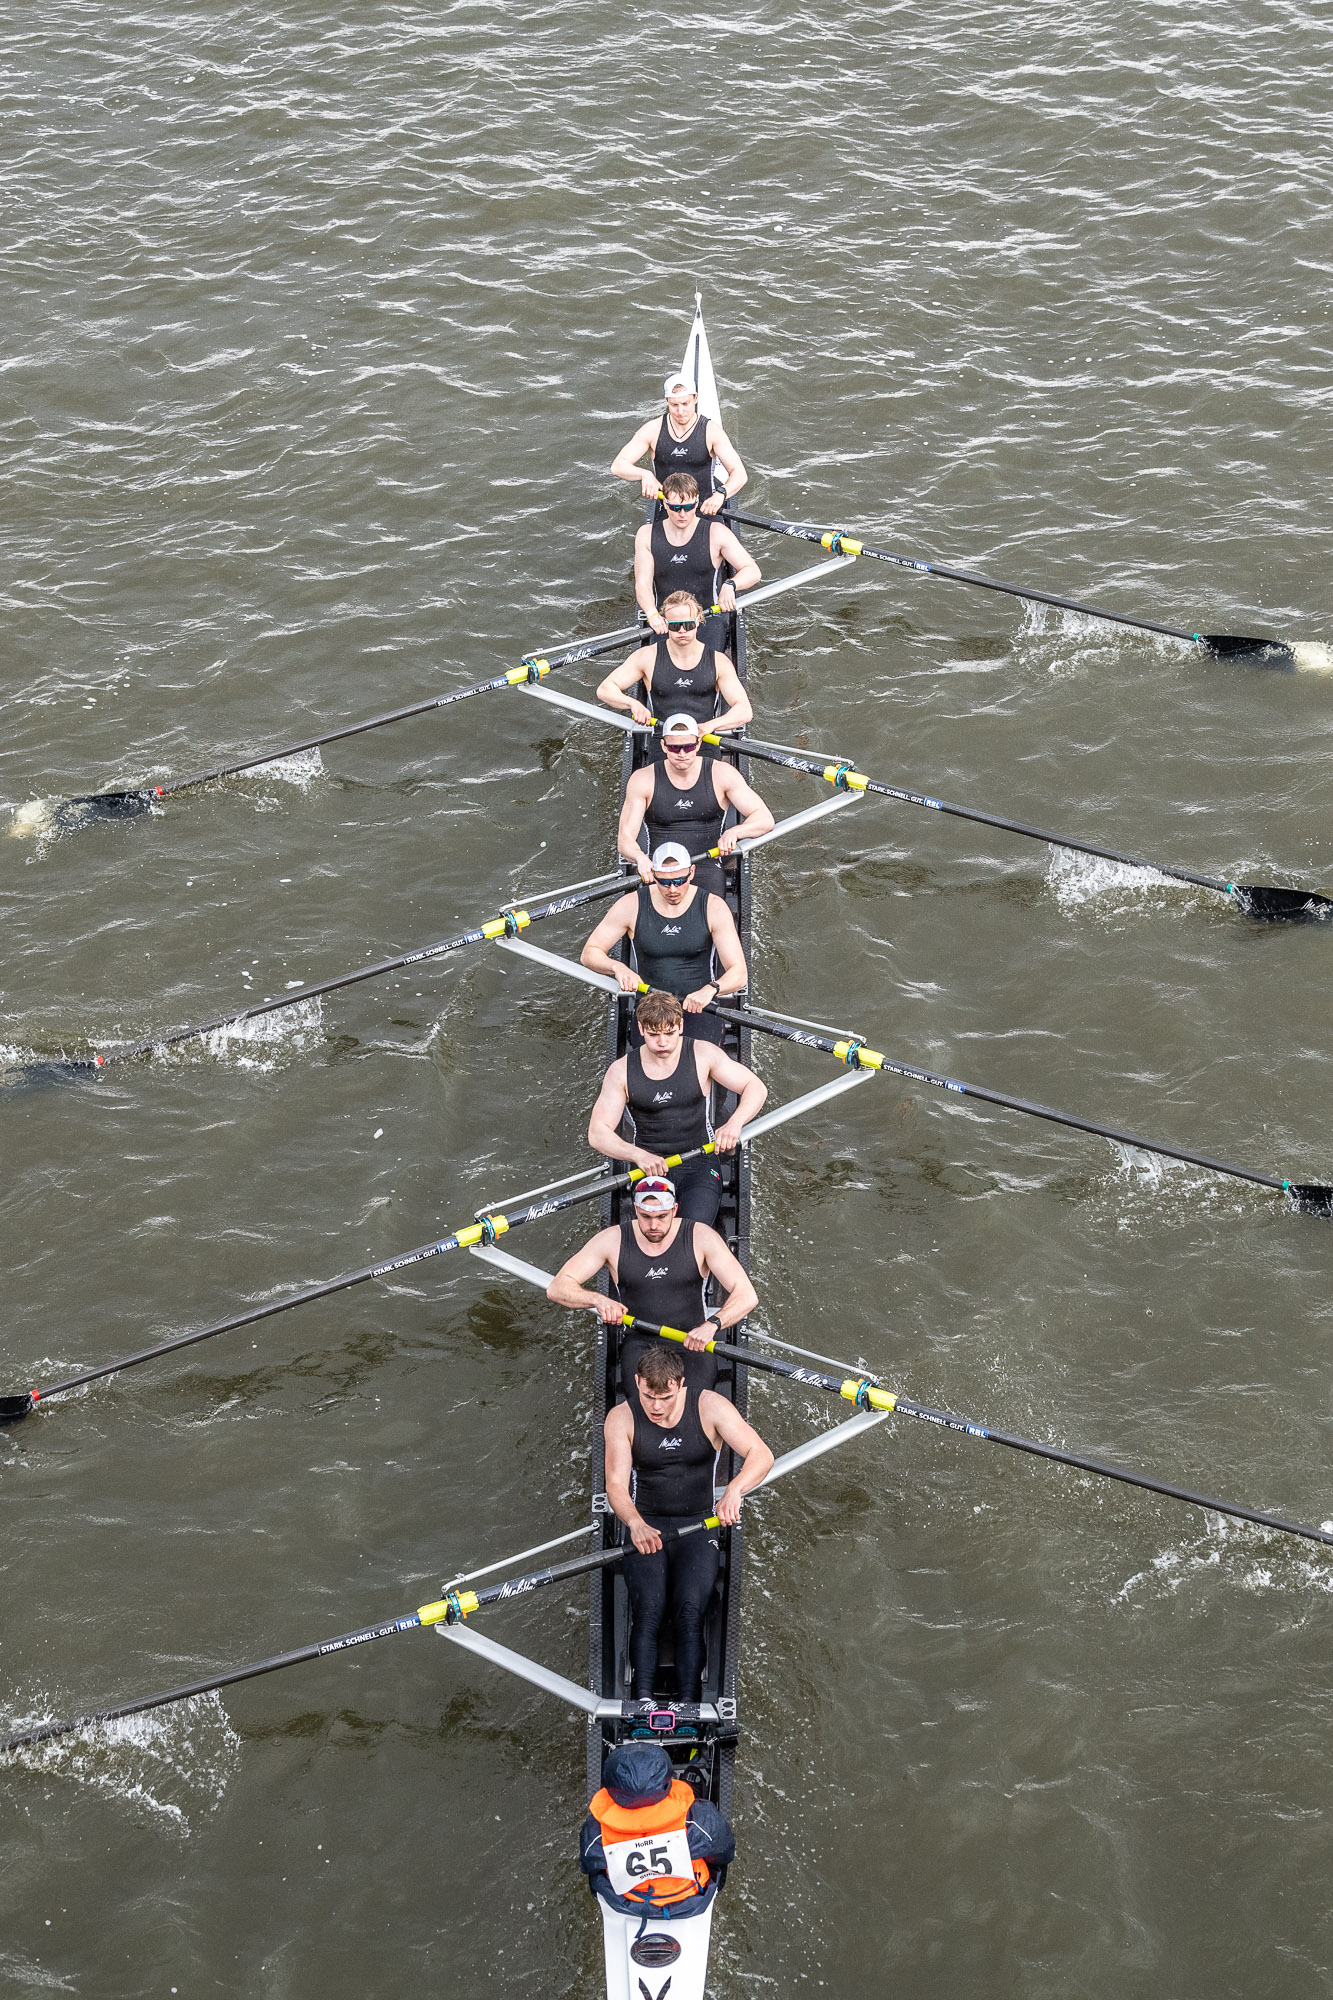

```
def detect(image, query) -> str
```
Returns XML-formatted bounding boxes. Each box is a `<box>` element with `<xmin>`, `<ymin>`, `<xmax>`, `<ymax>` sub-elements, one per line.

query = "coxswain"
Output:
<box><xmin>581</xmin><ymin>839</ymin><xmax>747</xmax><ymax>1047</ymax></box>
<box><xmin>546</xmin><ymin>1175</ymin><xmax>758</xmax><ymax>1395</ymax></box>
<box><xmin>594</xmin><ymin>590</ymin><xmax>752</xmax><ymax>754</ymax></box>
<box><xmin>636</xmin><ymin>472</ymin><xmax>760</xmax><ymax>644</ymax></box>
<box><xmin>610</xmin><ymin>368</ymin><xmax>747</xmax><ymax>517</ymax></box>
<box><xmin>617</xmin><ymin>714</ymin><xmax>773</xmax><ymax>899</ymax></box>
<box><xmin>588</xmin><ymin>988</ymin><xmax>767</xmax><ymax>1226</ymax></box>
<box><xmin>580</xmin><ymin>1742</ymin><xmax>735</xmax><ymax>1917</ymax></box>
<box><xmin>605</xmin><ymin>1341</ymin><xmax>773</xmax><ymax>1706</ymax></box>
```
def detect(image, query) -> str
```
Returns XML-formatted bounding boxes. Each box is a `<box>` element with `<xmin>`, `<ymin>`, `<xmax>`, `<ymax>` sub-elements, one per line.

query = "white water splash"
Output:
<box><xmin>1045</xmin><ymin>844</ymin><xmax>1210</xmax><ymax>918</ymax></box>
<box><xmin>189</xmin><ymin>997</ymin><xmax>325</xmax><ymax>1071</ymax></box>
<box><xmin>244</xmin><ymin>746</ymin><xmax>324</xmax><ymax>791</ymax></box>
<box><xmin>1113</xmin><ymin>1518</ymin><xmax>1333</xmax><ymax>1608</ymax></box>
<box><xmin>1290</xmin><ymin>642</ymin><xmax>1333</xmax><ymax>674</ymax></box>
<box><xmin>3</xmin><ymin>1690</ymin><xmax>241</xmax><ymax>1834</ymax></box>
<box><xmin>8</xmin><ymin>799</ymin><xmax>60</xmax><ymax>841</ymax></box>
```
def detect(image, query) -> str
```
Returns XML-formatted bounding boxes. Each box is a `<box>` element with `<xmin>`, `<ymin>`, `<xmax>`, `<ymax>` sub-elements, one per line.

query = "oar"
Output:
<box><xmin>719</xmin><ymin>507</ymin><xmax>1300</xmax><ymax>668</ymax></box>
<box><xmin>624</xmin><ymin>1319</ymin><xmax>1333</xmax><ymax>1552</ymax></box>
<box><xmin>711</xmin><ymin>1001</ymin><xmax>1333</xmax><ymax>1219</ymax></box>
<box><xmin>12</xmin><ymin>626</ymin><xmax>644</xmax><ymax>838</ymax></box>
<box><xmin>8</xmin><ymin>794</ymin><xmax>837</xmax><ymax>1087</ymax></box>
<box><xmin>715</xmin><ymin>731</ymin><xmax>1333</xmax><ymax>925</ymax></box>
<box><xmin>0</xmin><ymin>1427</ymin><xmax>864</xmax><ymax>1756</ymax></box>
<box><xmin>0</xmin><ymin>1075</ymin><xmax>859</xmax><ymax>1421</ymax></box>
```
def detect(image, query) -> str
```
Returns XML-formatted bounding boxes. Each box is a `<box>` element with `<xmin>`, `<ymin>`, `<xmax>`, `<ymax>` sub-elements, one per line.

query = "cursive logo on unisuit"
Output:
<box><xmin>660</xmin><ymin>923</ymin><xmax>681</xmax><ymax>935</ymax></box>
<box><xmin>651</xmin><ymin>1091</ymin><xmax>674</xmax><ymax>1104</ymax></box>
<box><xmin>658</xmin><ymin>1436</ymin><xmax>683</xmax><ymax>1451</ymax></box>
<box><xmin>644</xmin><ymin>1265</ymin><xmax>669</xmax><ymax>1278</ymax></box>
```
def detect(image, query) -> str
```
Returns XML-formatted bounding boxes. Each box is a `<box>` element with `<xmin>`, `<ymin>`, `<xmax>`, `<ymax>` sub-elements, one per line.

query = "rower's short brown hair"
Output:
<box><xmin>661</xmin><ymin>590</ymin><xmax>703</xmax><ymax>617</ymax></box>
<box><xmin>636</xmin><ymin>989</ymin><xmax>684</xmax><ymax>1033</ymax></box>
<box><xmin>661</xmin><ymin>471</ymin><xmax>699</xmax><ymax>502</ymax></box>
<box><xmin>634</xmin><ymin>1342</ymin><xmax>686</xmax><ymax>1393</ymax></box>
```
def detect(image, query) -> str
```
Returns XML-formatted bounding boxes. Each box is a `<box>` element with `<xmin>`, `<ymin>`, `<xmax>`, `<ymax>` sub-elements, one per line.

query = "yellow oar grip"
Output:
<box><xmin>506</xmin><ymin>658</ymin><xmax>550</xmax><ymax>684</ymax></box>
<box><xmin>838</xmin><ymin>1380</ymin><xmax>897</xmax><ymax>1412</ymax></box>
<box><xmin>458</xmin><ymin>1213</ymin><xmax>510</xmax><ymax>1249</ymax></box>
<box><xmin>833</xmin><ymin>1039</ymin><xmax>885</xmax><ymax>1072</ymax></box>
<box><xmin>482</xmin><ymin>910</ymin><xmax>530</xmax><ymax>941</ymax></box>
<box><xmin>821</xmin><ymin>763</ymin><xmax>868</xmax><ymax>792</ymax></box>
<box><xmin>622</xmin><ymin>1314</ymin><xmax>706</xmax><ymax>1352</ymax></box>
<box><xmin>820</xmin><ymin>532</ymin><xmax>863</xmax><ymax>556</ymax></box>
<box><xmin>417</xmin><ymin>1597</ymin><xmax>456</xmax><ymax>1625</ymax></box>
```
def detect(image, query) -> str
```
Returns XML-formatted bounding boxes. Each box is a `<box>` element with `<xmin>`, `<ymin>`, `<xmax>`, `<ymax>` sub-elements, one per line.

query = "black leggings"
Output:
<box><xmin>622</xmin><ymin>1516</ymin><xmax>721</xmax><ymax>1703</ymax></box>
<box><xmin>664</xmin><ymin>1155</ymin><xmax>722</xmax><ymax>1225</ymax></box>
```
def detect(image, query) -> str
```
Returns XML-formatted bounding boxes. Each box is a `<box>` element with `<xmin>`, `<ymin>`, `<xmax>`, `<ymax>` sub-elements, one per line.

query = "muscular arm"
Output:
<box><xmin>615</xmin><ymin>769</ymin><xmax>656</xmax><ymax>882</ymax></box>
<box><xmin>715</xmin><ymin>766</ymin><xmax>775</xmax><ymax>854</ymax></box>
<box><xmin>698</xmin><ymin>1392</ymin><xmax>775</xmax><ymax>1524</ymax></box>
<box><xmin>707</xmin><ymin>650</ymin><xmax>752</xmax><ymax>736</ymax></box>
<box><xmin>581</xmin><ymin>893</ymin><xmax>644</xmax><ymax>991</ymax></box>
<box><xmin>703</xmin><ymin>897</ymin><xmax>748</xmax><ymax>999</ymax></box>
<box><xmin>711</xmin><ymin>525</ymin><xmax>761</xmax><ymax>606</ymax></box>
<box><xmin>604</xmin><ymin>1402</ymin><xmax>661</xmax><ymax>1551</ymax></box>
<box><xmin>634</xmin><ymin>525</ymin><xmax>667</xmax><ymax>633</ymax></box>
<box><xmin>588</xmin><ymin>1058</ymin><xmax>666</xmax><ymax>1175</ymax></box>
<box><xmin>692</xmin><ymin>1223</ymin><xmax>759</xmax><ymax>1332</ymax></box>
<box><xmin>595</xmin><ymin>647</ymin><xmax>654</xmax><ymax>727</ymax></box>
<box><xmin>698</xmin><ymin>1044</ymin><xmax>767</xmax><ymax>1152</ymax></box>
<box><xmin>546</xmin><ymin>1228</ymin><xmax>625</xmax><ymax>1325</ymax></box>
<box><xmin>611</xmin><ymin>419</ymin><xmax>662</xmax><ymax>499</ymax></box>
<box><xmin>698</xmin><ymin>423</ymin><xmax>747</xmax><ymax>515</ymax></box>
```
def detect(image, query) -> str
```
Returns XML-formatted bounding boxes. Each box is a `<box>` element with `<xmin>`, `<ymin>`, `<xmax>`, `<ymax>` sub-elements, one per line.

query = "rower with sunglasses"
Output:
<box><xmin>635</xmin><ymin>472</ymin><xmax>760</xmax><ymax>647</ymax></box>
<box><xmin>580</xmin><ymin>839</ymin><xmax>749</xmax><ymax>1049</ymax></box>
<box><xmin>617</xmin><ymin>713</ymin><xmax>773</xmax><ymax>901</ymax></box>
<box><xmin>594</xmin><ymin>590</ymin><xmax>752</xmax><ymax>759</ymax></box>
<box><xmin>610</xmin><ymin>368</ymin><xmax>748</xmax><ymax>517</ymax></box>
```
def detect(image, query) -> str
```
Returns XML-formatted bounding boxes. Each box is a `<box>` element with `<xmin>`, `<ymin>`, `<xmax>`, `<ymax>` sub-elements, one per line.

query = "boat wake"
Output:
<box><xmin>1045</xmin><ymin>846</ymin><xmax>1210</xmax><ymax>919</ymax></box>
<box><xmin>2</xmin><ymin>1689</ymin><xmax>240</xmax><ymax>1833</ymax></box>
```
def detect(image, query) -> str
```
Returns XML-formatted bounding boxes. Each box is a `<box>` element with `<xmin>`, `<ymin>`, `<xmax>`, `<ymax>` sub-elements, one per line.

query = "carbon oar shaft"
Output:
<box><xmin>631</xmin><ymin>1319</ymin><xmax>1333</xmax><ymax>1551</ymax></box>
<box><xmin>45</xmin><ymin>627</ymin><xmax>646</xmax><ymax>819</ymax></box>
<box><xmin>716</xmin><ymin>733</ymin><xmax>1332</xmax><ymax>923</ymax></box>
<box><xmin>711</xmin><ymin>1001</ymin><xmax>1333</xmax><ymax>1216</ymax></box>
<box><xmin>720</xmin><ymin>508</ymin><xmax>1296</xmax><ymax>665</ymax></box>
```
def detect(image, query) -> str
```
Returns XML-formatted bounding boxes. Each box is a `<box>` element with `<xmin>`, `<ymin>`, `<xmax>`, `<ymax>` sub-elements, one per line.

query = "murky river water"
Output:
<box><xmin>3</xmin><ymin>3</ymin><xmax>1333</xmax><ymax>1993</ymax></box>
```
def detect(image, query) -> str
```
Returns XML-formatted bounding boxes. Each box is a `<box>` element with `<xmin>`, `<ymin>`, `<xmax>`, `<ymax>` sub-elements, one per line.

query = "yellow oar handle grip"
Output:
<box><xmin>457</xmin><ymin>1212</ymin><xmax>511</xmax><ymax>1251</ymax></box>
<box><xmin>506</xmin><ymin>658</ymin><xmax>551</xmax><ymax>684</ymax></box>
<box><xmin>418</xmin><ymin>1591</ymin><xmax>477</xmax><ymax>1626</ymax></box>
<box><xmin>820</xmin><ymin>532</ymin><xmax>863</xmax><ymax>557</ymax></box>
<box><xmin>481</xmin><ymin>910</ymin><xmax>531</xmax><ymax>942</ymax></box>
<box><xmin>621</xmin><ymin>1313</ymin><xmax>708</xmax><ymax>1352</ymax></box>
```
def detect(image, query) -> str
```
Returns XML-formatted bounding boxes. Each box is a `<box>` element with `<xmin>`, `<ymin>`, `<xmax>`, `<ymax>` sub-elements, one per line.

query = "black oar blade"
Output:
<box><xmin>1232</xmin><ymin>884</ymin><xmax>1333</xmax><ymax>924</ymax></box>
<box><xmin>11</xmin><ymin>791</ymin><xmax>154</xmax><ymax>841</ymax></box>
<box><xmin>1199</xmin><ymin>634</ymin><xmax>1297</xmax><ymax>669</ymax></box>
<box><xmin>1286</xmin><ymin>1183</ymin><xmax>1333</xmax><ymax>1218</ymax></box>
<box><xmin>0</xmin><ymin>1393</ymin><xmax>35</xmax><ymax>1423</ymax></box>
<box><xmin>0</xmin><ymin>1055</ymin><xmax>101</xmax><ymax>1095</ymax></box>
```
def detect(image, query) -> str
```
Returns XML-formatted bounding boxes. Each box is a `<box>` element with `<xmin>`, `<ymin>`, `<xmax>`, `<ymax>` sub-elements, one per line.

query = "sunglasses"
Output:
<box><xmin>665</xmin><ymin>618</ymin><xmax>699</xmax><ymax>632</ymax></box>
<box><xmin>663</xmin><ymin>499</ymin><xmax>698</xmax><ymax>513</ymax></box>
<box><xmin>653</xmin><ymin>872</ymin><xmax>692</xmax><ymax>887</ymax></box>
<box><xmin>663</xmin><ymin>740</ymin><xmax>699</xmax><ymax>754</ymax></box>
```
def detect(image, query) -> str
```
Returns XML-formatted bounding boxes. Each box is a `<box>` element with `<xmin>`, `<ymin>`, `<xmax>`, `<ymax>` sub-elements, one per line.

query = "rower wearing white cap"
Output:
<box><xmin>635</xmin><ymin>472</ymin><xmax>760</xmax><ymax>643</ymax></box>
<box><xmin>580</xmin><ymin>841</ymin><xmax>748</xmax><ymax>1048</ymax></box>
<box><xmin>610</xmin><ymin>370</ymin><xmax>747</xmax><ymax>517</ymax></box>
<box><xmin>546</xmin><ymin>1174</ymin><xmax>758</xmax><ymax>1396</ymax></box>
<box><xmin>618</xmin><ymin>713</ymin><xmax>773</xmax><ymax>898</ymax></box>
<box><xmin>595</xmin><ymin>591</ymin><xmax>752</xmax><ymax>757</ymax></box>
<box><xmin>587</xmin><ymin>987</ymin><xmax>767</xmax><ymax>1226</ymax></box>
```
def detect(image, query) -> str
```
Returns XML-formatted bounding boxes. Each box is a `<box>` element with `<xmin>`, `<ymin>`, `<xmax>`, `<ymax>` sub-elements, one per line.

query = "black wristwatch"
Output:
<box><xmin>704</xmin><ymin>1315</ymin><xmax>723</xmax><ymax>1339</ymax></box>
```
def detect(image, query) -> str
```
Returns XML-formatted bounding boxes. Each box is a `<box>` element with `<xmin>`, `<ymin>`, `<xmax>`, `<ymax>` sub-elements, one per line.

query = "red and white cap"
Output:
<box><xmin>633</xmin><ymin>1176</ymin><xmax>678</xmax><ymax>1213</ymax></box>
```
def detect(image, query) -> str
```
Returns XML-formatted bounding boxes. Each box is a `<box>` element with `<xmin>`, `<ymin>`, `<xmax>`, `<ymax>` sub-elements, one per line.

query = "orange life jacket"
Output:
<box><xmin>588</xmin><ymin>1778</ymin><xmax>710</xmax><ymax>1906</ymax></box>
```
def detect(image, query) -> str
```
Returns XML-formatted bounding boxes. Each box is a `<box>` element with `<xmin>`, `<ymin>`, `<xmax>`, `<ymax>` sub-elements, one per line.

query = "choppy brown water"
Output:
<box><xmin>3</xmin><ymin>3</ymin><xmax>1333</xmax><ymax>1994</ymax></box>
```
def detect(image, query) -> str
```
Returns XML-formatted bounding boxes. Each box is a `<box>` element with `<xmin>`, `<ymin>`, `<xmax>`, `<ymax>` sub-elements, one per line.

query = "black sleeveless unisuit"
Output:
<box><xmin>652</xmin><ymin>409</ymin><xmax>713</xmax><ymax>491</ymax></box>
<box><xmin>645</xmin><ymin>758</ymin><xmax>726</xmax><ymax>865</ymax></box>
<box><xmin>615</xmin><ymin>1216</ymin><xmax>707</xmax><ymax>1335</ymax></box>
<box><xmin>626</xmin><ymin>1042</ymin><xmax>710</xmax><ymax>1156</ymax></box>
<box><xmin>650</xmin><ymin>513</ymin><xmax>718</xmax><ymax>611</ymax></box>
<box><xmin>631</xmin><ymin>883</ymin><xmax>716</xmax><ymax>997</ymax></box>
<box><xmin>646</xmin><ymin>638</ymin><xmax>719</xmax><ymax>731</ymax></box>
<box><xmin>630</xmin><ymin>1384</ymin><xmax>718</xmax><ymax>1518</ymax></box>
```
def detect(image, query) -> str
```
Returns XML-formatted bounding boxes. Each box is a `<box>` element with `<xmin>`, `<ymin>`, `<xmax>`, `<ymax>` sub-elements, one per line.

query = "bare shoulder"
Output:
<box><xmin>603</xmin><ymin>1396</ymin><xmax>635</xmax><ymax>1440</ymax></box>
<box><xmin>704</xmin><ymin>891</ymin><xmax>739</xmax><ymax>933</ymax></box>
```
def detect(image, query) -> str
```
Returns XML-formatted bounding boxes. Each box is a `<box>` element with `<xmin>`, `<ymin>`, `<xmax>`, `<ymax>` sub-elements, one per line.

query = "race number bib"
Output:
<box><xmin>604</xmin><ymin>1826</ymin><xmax>694</xmax><ymax>1896</ymax></box>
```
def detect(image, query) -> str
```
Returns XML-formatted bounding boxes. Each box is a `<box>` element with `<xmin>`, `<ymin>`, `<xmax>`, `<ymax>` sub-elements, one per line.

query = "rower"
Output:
<box><xmin>545</xmin><ymin>1175</ymin><xmax>758</xmax><ymax>1395</ymax></box>
<box><xmin>580</xmin><ymin>1742</ymin><xmax>735</xmax><ymax>1916</ymax></box>
<box><xmin>588</xmin><ymin>988</ymin><xmax>767</xmax><ymax>1226</ymax></box>
<box><xmin>595</xmin><ymin>590</ymin><xmax>752</xmax><ymax>758</ymax></box>
<box><xmin>605</xmin><ymin>1341</ymin><xmax>773</xmax><ymax>1706</ymax></box>
<box><xmin>580</xmin><ymin>839</ymin><xmax>747</xmax><ymax>1048</ymax></box>
<box><xmin>635</xmin><ymin>472</ymin><xmax>760</xmax><ymax>645</ymax></box>
<box><xmin>610</xmin><ymin>368</ymin><xmax>747</xmax><ymax>517</ymax></box>
<box><xmin>618</xmin><ymin>715</ymin><xmax>774</xmax><ymax>900</ymax></box>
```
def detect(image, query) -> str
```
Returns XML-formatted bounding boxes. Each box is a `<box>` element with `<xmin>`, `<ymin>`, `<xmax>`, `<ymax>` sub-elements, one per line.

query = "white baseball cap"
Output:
<box><xmin>650</xmin><ymin>841</ymin><xmax>693</xmax><ymax>875</ymax></box>
<box><xmin>633</xmin><ymin>1176</ymin><xmax>679</xmax><ymax>1213</ymax></box>
<box><xmin>663</xmin><ymin>372</ymin><xmax>696</xmax><ymax>398</ymax></box>
<box><xmin>661</xmin><ymin>712</ymin><xmax>701</xmax><ymax>742</ymax></box>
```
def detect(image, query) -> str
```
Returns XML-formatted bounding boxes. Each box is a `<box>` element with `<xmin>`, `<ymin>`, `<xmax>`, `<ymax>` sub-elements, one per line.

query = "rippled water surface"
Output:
<box><xmin>3</xmin><ymin>3</ymin><xmax>1333</xmax><ymax>1994</ymax></box>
